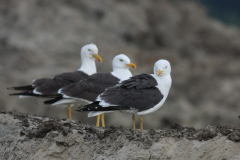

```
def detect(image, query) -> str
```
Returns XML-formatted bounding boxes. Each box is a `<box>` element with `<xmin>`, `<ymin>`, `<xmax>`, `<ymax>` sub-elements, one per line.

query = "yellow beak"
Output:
<box><xmin>93</xmin><ymin>54</ymin><xmax>102</xmax><ymax>63</ymax></box>
<box><xmin>158</xmin><ymin>69</ymin><xmax>163</xmax><ymax>76</ymax></box>
<box><xmin>126</xmin><ymin>63</ymin><xmax>136</xmax><ymax>69</ymax></box>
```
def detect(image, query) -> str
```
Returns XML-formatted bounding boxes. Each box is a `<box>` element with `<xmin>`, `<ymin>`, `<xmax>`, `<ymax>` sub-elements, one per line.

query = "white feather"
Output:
<box><xmin>51</xmin><ymin>99</ymin><xmax>78</xmax><ymax>106</ymax></box>
<box><xmin>78</xmin><ymin>44</ymin><xmax>99</xmax><ymax>75</ymax></box>
<box><xmin>111</xmin><ymin>70</ymin><xmax>132</xmax><ymax>82</ymax></box>
<box><xmin>19</xmin><ymin>95</ymin><xmax>33</xmax><ymax>99</ymax></box>
<box><xmin>110</xmin><ymin>54</ymin><xmax>133</xmax><ymax>81</ymax></box>
<box><xmin>33</xmin><ymin>89</ymin><xmax>42</xmax><ymax>95</ymax></box>
<box><xmin>57</xmin><ymin>88</ymin><xmax>62</xmax><ymax>94</ymax></box>
<box><xmin>88</xmin><ymin>111</ymin><xmax>113</xmax><ymax>117</ymax></box>
<box><xmin>96</xmin><ymin>95</ymin><xmax>117</xmax><ymax>107</ymax></box>
<box><xmin>62</xmin><ymin>94</ymin><xmax>92</xmax><ymax>104</ymax></box>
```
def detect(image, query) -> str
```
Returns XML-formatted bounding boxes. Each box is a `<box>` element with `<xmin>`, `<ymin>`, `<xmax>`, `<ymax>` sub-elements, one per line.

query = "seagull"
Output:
<box><xmin>43</xmin><ymin>54</ymin><xmax>136</xmax><ymax>127</ymax></box>
<box><xmin>7</xmin><ymin>44</ymin><xmax>102</xmax><ymax>119</ymax></box>
<box><xmin>76</xmin><ymin>59</ymin><xmax>172</xmax><ymax>132</ymax></box>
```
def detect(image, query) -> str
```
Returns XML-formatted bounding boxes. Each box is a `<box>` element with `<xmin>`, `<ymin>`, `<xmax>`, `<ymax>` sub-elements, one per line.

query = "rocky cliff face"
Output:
<box><xmin>1</xmin><ymin>111</ymin><xmax>240</xmax><ymax>160</ymax></box>
<box><xmin>1</xmin><ymin>0</ymin><xmax>240</xmax><ymax>128</ymax></box>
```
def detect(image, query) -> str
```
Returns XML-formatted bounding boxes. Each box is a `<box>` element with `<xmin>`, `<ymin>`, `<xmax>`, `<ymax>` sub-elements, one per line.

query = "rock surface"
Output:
<box><xmin>1</xmin><ymin>111</ymin><xmax>240</xmax><ymax>160</ymax></box>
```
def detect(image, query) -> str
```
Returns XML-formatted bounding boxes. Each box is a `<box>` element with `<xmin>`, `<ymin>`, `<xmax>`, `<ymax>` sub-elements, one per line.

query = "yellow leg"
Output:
<box><xmin>96</xmin><ymin>115</ymin><xmax>100</xmax><ymax>127</ymax></box>
<box><xmin>101</xmin><ymin>114</ymin><xmax>105</xmax><ymax>127</ymax></box>
<box><xmin>140</xmin><ymin>115</ymin><xmax>143</xmax><ymax>133</ymax></box>
<box><xmin>132</xmin><ymin>115</ymin><xmax>136</xmax><ymax>130</ymax></box>
<box><xmin>68</xmin><ymin>106</ymin><xmax>72</xmax><ymax>120</ymax></box>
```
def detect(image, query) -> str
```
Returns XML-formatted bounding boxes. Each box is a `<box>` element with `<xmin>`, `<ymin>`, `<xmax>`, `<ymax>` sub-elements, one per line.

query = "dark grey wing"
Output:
<box><xmin>33</xmin><ymin>71</ymin><xmax>88</xmax><ymax>95</ymax></box>
<box><xmin>120</xmin><ymin>74</ymin><xmax>158</xmax><ymax>89</ymax></box>
<box><xmin>80</xmin><ymin>74</ymin><xmax>163</xmax><ymax>112</ymax></box>
<box><xmin>61</xmin><ymin>73</ymin><xmax>120</xmax><ymax>102</ymax></box>
<box><xmin>100</xmin><ymin>87</ymin><xmax>162</xmax><ymax>112</ymax></box>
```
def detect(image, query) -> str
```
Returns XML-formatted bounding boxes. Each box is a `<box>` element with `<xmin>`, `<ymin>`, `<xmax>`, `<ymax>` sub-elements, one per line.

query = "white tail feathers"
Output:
<box><xmin>19</xmin><ymin>95</ymin><xmax>34</xmax><ymax>99</ymax></box>
<box><xmin>51</xmin><ymin>99</ymin><xmax>77</xmax><ymax>106</ymax></box>
<box><xmin>88</xmin><ymin>111</ymin><xmax>113</xmax><ymax>117</ymax></box>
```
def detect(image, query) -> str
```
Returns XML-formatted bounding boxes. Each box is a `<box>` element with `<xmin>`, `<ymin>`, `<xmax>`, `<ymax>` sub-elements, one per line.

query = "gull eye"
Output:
<box><xmin>165</xmin><ymin>66</ymin><xmax>167</xmax><ymax>69</ymax></box>
<box><xmin>88</xmin><ymin>49</ymin><xmax>91</xmax><ymax>51</ymax></box>
<box><xmin>120</xmin><ymin>59</ymin><xmax>123</xmax><ymax>62</ymax></box>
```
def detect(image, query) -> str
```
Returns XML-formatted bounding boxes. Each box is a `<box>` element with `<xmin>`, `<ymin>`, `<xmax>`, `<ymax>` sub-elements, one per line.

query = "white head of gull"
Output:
<box><xmin>78</xmin><ymin>44</ymin><xmax>102</xmax><ymax>75</ymax></box>
<box><xmin>111</xmin><ymin>54</ymin><xmax>136</xmax><ymax>82</ymax></box>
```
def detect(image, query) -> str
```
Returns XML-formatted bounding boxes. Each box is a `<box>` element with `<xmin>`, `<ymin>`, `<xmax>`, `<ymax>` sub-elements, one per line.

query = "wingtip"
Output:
<box><xmin>7</xmin><ymin>87</ymin><xmax>13</xmax><ymax>90</ymax></box>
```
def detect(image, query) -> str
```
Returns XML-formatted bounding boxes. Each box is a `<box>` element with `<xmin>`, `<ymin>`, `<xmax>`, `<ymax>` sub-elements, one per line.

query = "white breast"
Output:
<box><xmin>111</xmin><ymin>69</ymin><xmax>132</xmax><ymax>82</ymax></box>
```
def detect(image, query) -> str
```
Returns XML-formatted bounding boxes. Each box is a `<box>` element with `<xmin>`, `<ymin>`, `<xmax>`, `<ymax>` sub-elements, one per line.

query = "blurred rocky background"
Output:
<box><xmin>1</xmin><ymin>0</ymin><xmax>240</xmax><ymax>129</ymax></box>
